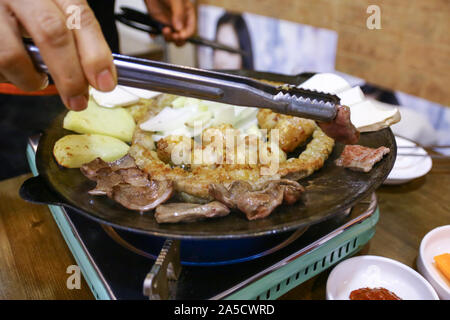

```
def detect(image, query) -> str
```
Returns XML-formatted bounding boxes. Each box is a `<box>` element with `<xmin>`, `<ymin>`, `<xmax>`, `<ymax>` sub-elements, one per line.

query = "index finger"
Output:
<box><xmin>177</xmin><ymin>0</ymin><xmax>196</xmax><ymax>40</ymax></box>
<box><xmin>169</xmin><ymin>0</ymin><xmax>185</xmax><ymax>32</ymax></box>
<box><xmin>9</xmin><ymin>0</ymin><xmax>88</xmax><ymax>110</ymax></box>
<box><xmin>54</xmin><ymin>0</ymin><xmax>116</xmax><ymax>92</ymax></box>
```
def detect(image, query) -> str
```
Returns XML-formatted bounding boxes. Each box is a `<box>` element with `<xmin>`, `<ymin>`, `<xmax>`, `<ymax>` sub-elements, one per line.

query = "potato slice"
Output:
<box><xmin>53</xmin><ymin>134</ymin><xmax>130</xmax><ymax>168</ymax></box>
<box><xmin>63</xmin><ymin>99</ymin><xmax>136</xmax><ymax>142</ymax></box>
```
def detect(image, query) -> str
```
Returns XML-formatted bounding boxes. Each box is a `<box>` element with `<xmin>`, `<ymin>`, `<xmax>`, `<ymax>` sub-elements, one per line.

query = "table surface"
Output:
<box><xmin>0</xmin><ymin>158</ymin><xmax>449</xmax><ymax>300</ymax></box>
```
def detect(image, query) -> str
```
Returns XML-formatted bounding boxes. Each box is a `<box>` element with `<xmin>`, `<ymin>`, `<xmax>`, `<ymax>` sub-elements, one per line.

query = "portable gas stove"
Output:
<box><xmin>24</xmin><ymin>135</ymin><xmax>379</xmax><ymax>300</ymax></box>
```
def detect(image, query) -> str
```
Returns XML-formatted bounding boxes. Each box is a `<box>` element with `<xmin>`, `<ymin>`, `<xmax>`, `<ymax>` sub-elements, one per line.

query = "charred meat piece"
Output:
<box><xmin>208</xmin><ymin>181</ymin><xmax>253</xmax><ymax>210</ymax></box>
<box><xmin>276</xmin><ymin>180</ymin><xmax>305</xmax><ymax>205</ymax></box>
<box><xmin>236</xmin><ymin>183</ymin><xmax>284</xmax><ymax>220</ymax></box>
<box><xmin>88</xmin><ymin>169</ymin><xmax>123</xmax><ymax>196</ymax></box>
<box><xmin>80</xmin><ymin>155</ymin><xmax>138</xmax><ymax>181</ymax></box>
<box><xmin>111</xmin><ymin>180</ymin><xmax>174</xmax><ymax>212</ymax></box>
<box><xmin>318</xmin><ymin>105</ymin><xmax>360</xmax><ymax>145</ymax></box>
<box><xmin>209</xmin><ymin>179</ymin><xmax>304</xmax><ymax>220</ymax></box>
<box><xmin>81</xmin><ymin>155</ymin><xmax>174</xmax><ymax>211</ymax></box>
<box><xmin>109</xmin><ymin>154</ymin><xmax>137</xmax><ymax>171</ymax></box>
<box><xmin>87</xmin><ymin>167</ymin><xmax>150</xmax><ymax>196</ymax></box>
<box><xmin>335</xmin><ymin>145</ymin><xmax>390</xmax><ymax>172</ymax></box>
<box><xmin>155</xmin><ymin>201</ymin><xmax>230</xmax><ymax>223</ymax></box>
<box><xmin>82</xmin><ymin>155</ymin><xmax>149</xmax><ymax>192</ymax></box>
<box><xmin>80</xmin><ymin>158</ymin><xmax>109</xmax><ymax>180</ymax></box>
<box><xmin>117</xmin><ymin>167</ymin><xmax>150</xmax><ymax>186</ymax></box>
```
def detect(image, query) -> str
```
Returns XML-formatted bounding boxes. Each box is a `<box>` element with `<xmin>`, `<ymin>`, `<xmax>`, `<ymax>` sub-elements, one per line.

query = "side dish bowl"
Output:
<box><xmin>326</xmin><ymin>255</ymin><xmax>439</xmax><ymax>300</ymax></box>
<box><xmin>417</xmin><ymin>225</ymin><xmax>450</xmax><ymax>300</ymax></box>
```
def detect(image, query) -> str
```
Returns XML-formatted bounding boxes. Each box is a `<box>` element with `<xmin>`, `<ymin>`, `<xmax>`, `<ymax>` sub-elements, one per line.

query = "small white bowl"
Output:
<box><xmin>417</xmin><ymin>225</ymin><xmax>450</xmax><ymax>300</ymax></box>
<box><xmin>326</xmin><ymin>255</ymin><xmax>439</xmax><ymax>300</ymax></box>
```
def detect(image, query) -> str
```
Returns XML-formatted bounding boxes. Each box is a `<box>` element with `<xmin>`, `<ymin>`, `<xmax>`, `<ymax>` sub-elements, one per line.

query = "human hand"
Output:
<box><xmin>145</xmin><ymin>0</ymin><xmax>196</xmax><ymax>46</ymax></box>
<box><xmin>0</xmin><ymin>0</ymin><xmax>116</xmax><ymax>110</ymax></box>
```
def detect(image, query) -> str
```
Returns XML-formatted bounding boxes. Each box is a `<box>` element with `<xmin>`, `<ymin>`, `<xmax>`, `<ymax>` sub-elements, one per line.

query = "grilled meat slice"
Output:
<box><xmin>81</xmin><ymin>155</ymin><xmax>173</xmax><ymax>211</ymax></box>
<box><xmin>276</xmin><ymin>179</ymin><xmax>305</xmax><ymax>204</ymax></box>
<box><xmin>80</xmin><ymin>158</ymin><xmax>109</xmax><ymax>180</ymax></box>
<box><xmin>111</xmin><ymin>180</ymin><xmax>174</xmax><ymax>212</ymax></box>
<box><xmin>86</xmin><ymin>167</ymin><xmax>150</xmax><ymax>196</ymax></box>
<box><xmin>109</xmin><ymin>154</ymin><xmax>137</xmax><ymax>171</ymax></box>
<box><xmin>117</xmin><ymin>167</ymin><xmax>150</xmax><ymax>186</ymax></box>
<box><xmin>318</xmin><ymin>105</ymin><xmax>360</xmax><ymax>145</ymax></box>
<box><xmin>209</xmin><ymin>179</ymin><xmax>304</xmax><ymax>220</ymax></box>
<box><xmin>335</xmin><ymin>145</ymin><xmax>390</xmax><ymax>172</ymax></box>
<box><xmin>80</xmin><ymin>155</ymin><xmax>137</xmax><ymax>181</ymax></box>
<box><xmin>235</xmin><ymin>183</ymin><xmax>284</xmax><ymax>220</ymax></box>
<box><xmin>208</xmin><ymin>180</ymin><xmax>253</xmax><ymax>209</ymax></box>
<box><xmin>87</xmin><ymin>169</ymin><xmax>123</xmax><ymax>196</ymax></box>
<box><xmin>155</xmin><ymin>201</ymin><xmax>230</xmax><ymax>223</ymax></box>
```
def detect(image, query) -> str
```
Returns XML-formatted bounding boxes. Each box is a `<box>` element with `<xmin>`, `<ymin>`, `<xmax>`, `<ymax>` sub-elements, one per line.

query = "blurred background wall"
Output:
<box><xmin>196</xmin><ymin>0</ymin><xmax>449</xmax><ymax>149</ymax></box>
<box><xmin>199</xmin><ymin>0</ymin><xmax>449</xmax><ymax>106</ymax></box>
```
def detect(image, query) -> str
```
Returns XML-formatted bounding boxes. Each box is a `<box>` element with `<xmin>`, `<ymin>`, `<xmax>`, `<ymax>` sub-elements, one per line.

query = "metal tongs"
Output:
<box><xmin>115</xmin><ymin>6</ymin><xmax>247</xmax><ymax>56</ymax></box>
<box><xmin>25</xmin><ymin>41</ymin><xmax>339</xmax><ymax>122</ymax></box>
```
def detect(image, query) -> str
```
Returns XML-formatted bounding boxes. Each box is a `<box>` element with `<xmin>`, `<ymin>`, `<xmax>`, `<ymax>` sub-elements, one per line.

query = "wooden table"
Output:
<box><xmin>0</xmin><ymin>159</ymin><xmax>449</xmax><ymax>300</ymax></box>
<box><xmin>282</xmin><ymin>156</ymin><xmax>450</xmax><ymax>299</ymax></box>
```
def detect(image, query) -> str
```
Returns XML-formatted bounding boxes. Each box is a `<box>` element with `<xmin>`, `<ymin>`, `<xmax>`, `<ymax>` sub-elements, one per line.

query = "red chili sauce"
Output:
<box><xmin>349</xmin><ymin>287</ymin><xmax>402</xmax><ymax>300</ymax></box>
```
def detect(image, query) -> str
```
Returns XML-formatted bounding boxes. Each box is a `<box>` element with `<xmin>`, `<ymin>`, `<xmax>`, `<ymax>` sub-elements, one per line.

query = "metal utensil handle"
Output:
<box><xmin>24</xmin><ymin>41</ymin><xmax>338</xmax><ymax>121</ymax></box>
<box><xmin>115</xmin><ymin>15</ymin><xmax>161</xmax><ymax>35</ymax></box>
<box><xmin>24</xmin><ymin>40</ymin><xmax>274</xmax><ymax>103</ymax></box>
<box><xmin>112</xmin><ymin>54</ymin><xmax>338</xmax><ymax>121</ymax></box>
<box><xmin>117</xmin><ymin>7</ymin><xmax>248</xmax><ymax>56</ymax></box>
<box><xmin>111</xmin><ymin>53</ymin><xmax>279</xmax><ymax>105</ymax></box>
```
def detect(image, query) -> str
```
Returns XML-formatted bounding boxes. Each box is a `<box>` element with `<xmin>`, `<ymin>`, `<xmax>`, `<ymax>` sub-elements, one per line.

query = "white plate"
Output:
<box><xmin>417</xmin><ymin>225</ymin><xmax>450</xmax><ymax>300</ymax></box>
<box><xmin>384</xmin><ymin>136</ymin><xmax>432</xmax><ymax>185</ymax></box>
<box><xmin>326</xmin><ymin>255</ymin><xmax>439</xmax><ymax>300</ymax></box>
